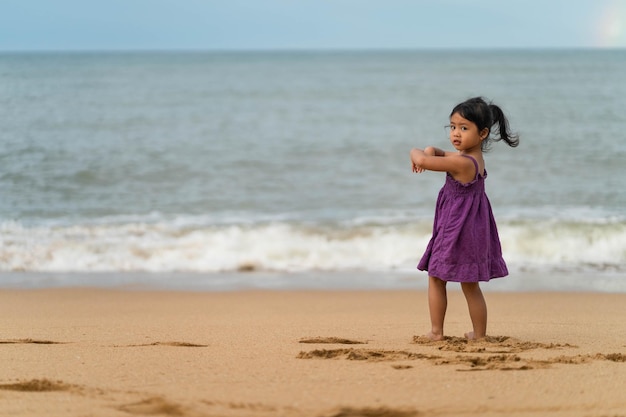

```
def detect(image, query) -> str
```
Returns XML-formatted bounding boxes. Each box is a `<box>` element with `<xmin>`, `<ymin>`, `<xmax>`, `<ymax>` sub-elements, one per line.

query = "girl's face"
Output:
<box><xmin>448</xmin><ymin>112</ymin><xmax>488</xmax><ymax>152</ymax></box>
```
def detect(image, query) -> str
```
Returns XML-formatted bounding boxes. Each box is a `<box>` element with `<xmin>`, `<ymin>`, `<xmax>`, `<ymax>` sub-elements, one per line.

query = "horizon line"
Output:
<box><xmin>1</xmin><ymin>45</ymin><xmax>625</xmax><ymax>54</ymax></box>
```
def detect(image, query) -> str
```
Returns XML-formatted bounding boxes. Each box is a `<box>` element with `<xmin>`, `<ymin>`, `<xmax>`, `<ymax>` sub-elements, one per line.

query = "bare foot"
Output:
<box><xmin>424</xmin><ymin>331</ymin><xmax>444</xmax><ymax>341</ymax></box>
<box><xmin>464</xmin><ymin>331</ymin><xmax>485</xmax><ymax>340</ymax></box>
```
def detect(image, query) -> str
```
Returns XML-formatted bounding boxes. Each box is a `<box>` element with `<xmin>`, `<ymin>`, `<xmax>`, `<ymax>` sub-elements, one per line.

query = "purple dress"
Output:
<box><xmin>417</xmin><ymin>154</ymin><xmax>508</xmax><ymax>282</ymax></box>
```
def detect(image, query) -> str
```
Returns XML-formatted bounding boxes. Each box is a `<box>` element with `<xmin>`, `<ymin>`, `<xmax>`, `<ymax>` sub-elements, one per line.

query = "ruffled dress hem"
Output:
<box><xmin>417</xmin><ymin>258</ymin><xmax>508</xmax><ymax>283</ymax></box>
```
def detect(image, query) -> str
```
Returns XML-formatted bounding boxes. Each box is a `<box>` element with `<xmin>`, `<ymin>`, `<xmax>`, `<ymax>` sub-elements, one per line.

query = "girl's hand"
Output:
<box><xmin>410</xmin><ymin>148</ymin><xmax>426</xmax><ymax>173</ymax></box>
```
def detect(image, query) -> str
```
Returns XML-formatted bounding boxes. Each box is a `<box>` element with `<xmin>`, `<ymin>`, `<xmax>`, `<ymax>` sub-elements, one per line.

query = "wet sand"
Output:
<box><xmin>0</xmin><ymin>288</ymin><xmax>625</xmax><ymax>416</ymax></box>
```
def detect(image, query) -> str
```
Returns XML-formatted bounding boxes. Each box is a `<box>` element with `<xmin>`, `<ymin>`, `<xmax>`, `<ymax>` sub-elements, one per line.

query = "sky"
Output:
<box><xmin>1</xmin><ymin>0</ymin><xmax>625</xmax><ymax>51</ymax></box>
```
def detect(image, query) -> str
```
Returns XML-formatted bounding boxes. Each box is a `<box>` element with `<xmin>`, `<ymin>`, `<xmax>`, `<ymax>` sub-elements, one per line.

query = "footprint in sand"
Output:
<box><xmin>0</xmin><ymin>339</ymin><xmax>66</xmax><ymax>345</ymax></box>
<box><xmin>202</xmin><ymin>399</ymin><xmax>280</xmax><ymax>413</ymax></box>
<box><xmin>323</xmin><ymin>406</ymin><xmax>419</xmax><ymax>417</ymax></box>
<box><xmin>299</xmin><ymin>337</ymin><xmax>366</xmax><ymax>345</ymax></box>
<box><xmin>117</xmin><ymin>397</ymin><xmax>185</xmax><ymax>416</ymax></box>
<box><xmin>115</xmin><ymin>341</ymin><xmax>208</xmax><ymax>348</ymax></box>
<box><xmin>411</xmin><ymin>335</ymin><xmax>577</xmax><ymax>353</ymax></box>
<box><xmin>0</xmin><ymin>379</ymin><xmax>77</xmax><ymax>392</ymax></box>
<box><xmin>298</xmin><ymin>335</ymin><xmax>626</xmax><ymax>371</ymax></box>
<box><xmin>297</xmin><ymin>348</ymin><xmax>440</xmax><ymax>362</ymax></box>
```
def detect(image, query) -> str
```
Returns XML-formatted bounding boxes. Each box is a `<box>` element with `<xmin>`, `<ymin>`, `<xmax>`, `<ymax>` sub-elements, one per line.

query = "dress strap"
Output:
<box><xmin>461</xmin><ymin>154</ymin><xmax>480</xmax><ymax>180</ymax></box>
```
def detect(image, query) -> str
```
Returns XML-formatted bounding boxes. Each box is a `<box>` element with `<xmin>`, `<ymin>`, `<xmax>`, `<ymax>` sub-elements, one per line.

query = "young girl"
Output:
<box><xmin>410</xmin><ymin>97</ymin><xmax>519</xmax><ymax>341</ymax></box>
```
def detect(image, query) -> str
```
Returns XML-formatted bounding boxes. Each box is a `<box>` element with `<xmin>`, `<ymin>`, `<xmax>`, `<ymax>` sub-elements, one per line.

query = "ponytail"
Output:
<box><xmin>450</xmin><ymin>97</ymin><xmax>519</xmax><ymax>151</ymax></box>
<box><xmin>488</xmin><ymin>103</ymin><xmax>519</xmax><ymax>149</ymax></box>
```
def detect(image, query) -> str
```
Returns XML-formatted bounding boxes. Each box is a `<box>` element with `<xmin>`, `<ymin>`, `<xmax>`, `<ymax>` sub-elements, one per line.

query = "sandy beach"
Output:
<box><xmin>0</xmin><ymin>287</ymin><xmax>625</xmax><ymax>417</ymax></box>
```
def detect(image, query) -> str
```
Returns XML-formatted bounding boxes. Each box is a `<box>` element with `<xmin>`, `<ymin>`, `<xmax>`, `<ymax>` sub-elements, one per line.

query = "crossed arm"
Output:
<box><xmin>410</xmin><ymin>146</ymin><xmax>474</xmax><ymax>181</ymax></box>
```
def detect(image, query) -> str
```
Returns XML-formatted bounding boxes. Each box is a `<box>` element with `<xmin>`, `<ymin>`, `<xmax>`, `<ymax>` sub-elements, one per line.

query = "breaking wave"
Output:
<box><xmin>1</xmin><ymin>215</ymin><xmax>625</xmax><ymax>274</ymax></box>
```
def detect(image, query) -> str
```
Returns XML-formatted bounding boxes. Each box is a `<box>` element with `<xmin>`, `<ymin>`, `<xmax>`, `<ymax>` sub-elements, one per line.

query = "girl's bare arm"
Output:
<box><xmin>424</xmin><ymin>146</ymin><xmax>457</xmax><ymax>157</ymax></box>
<box><xmin>410</xmin><ymin>147</ymin><xmax>474</xmax><ymax>180</ymax></box>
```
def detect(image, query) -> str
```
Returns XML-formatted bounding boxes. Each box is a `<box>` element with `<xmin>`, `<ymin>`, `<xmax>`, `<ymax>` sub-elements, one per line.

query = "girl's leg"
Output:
<box><xmin>427</xmin><ymin>276</ymin><xmax>447</xmax><ymax>340</ymax></box>
<box><xmin>460</xmin><ymin>282</ymin><xmax>487</xmax><ymax>339</ymax></box>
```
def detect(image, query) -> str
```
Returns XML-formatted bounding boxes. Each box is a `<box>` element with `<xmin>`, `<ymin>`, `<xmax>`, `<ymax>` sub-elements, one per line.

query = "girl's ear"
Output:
<box><xmin>480</xmin><ymin>128</ymin><xmax>489</xmax><ymax>140</ymax></box>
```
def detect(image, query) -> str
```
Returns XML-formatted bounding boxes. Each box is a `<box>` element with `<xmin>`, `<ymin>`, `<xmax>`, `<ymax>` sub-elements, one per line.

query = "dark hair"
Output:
<box><xmin>450</xmin><ymin>97</ymin><xmax>519</xmax><ymax>151</ymax></box>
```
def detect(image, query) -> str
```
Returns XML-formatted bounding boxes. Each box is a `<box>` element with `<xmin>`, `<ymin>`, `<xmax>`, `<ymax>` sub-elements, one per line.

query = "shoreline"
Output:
<box><xmin>1</xmin><ymin>270</ymin><xmax>625</xmax><ymax>293</ymax></box>
<box><xmin>1</xmin><ymin>288</ymin><xmax>625</xmax><ymax>416</ymax></box>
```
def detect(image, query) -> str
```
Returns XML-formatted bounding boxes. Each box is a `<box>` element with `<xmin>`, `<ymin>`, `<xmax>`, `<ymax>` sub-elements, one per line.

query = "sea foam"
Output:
<box><xmin>2</xmin><ymin>217</ymin><xmax>624</xmax><ymax>274</ymax></box>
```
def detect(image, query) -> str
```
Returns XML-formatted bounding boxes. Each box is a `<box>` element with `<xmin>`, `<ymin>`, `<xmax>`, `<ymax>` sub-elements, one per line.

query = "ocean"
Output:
<box><xmin>1</xmin><ymin>49</ymin><xmax>625</xmax><ymax>291</ymax></box>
